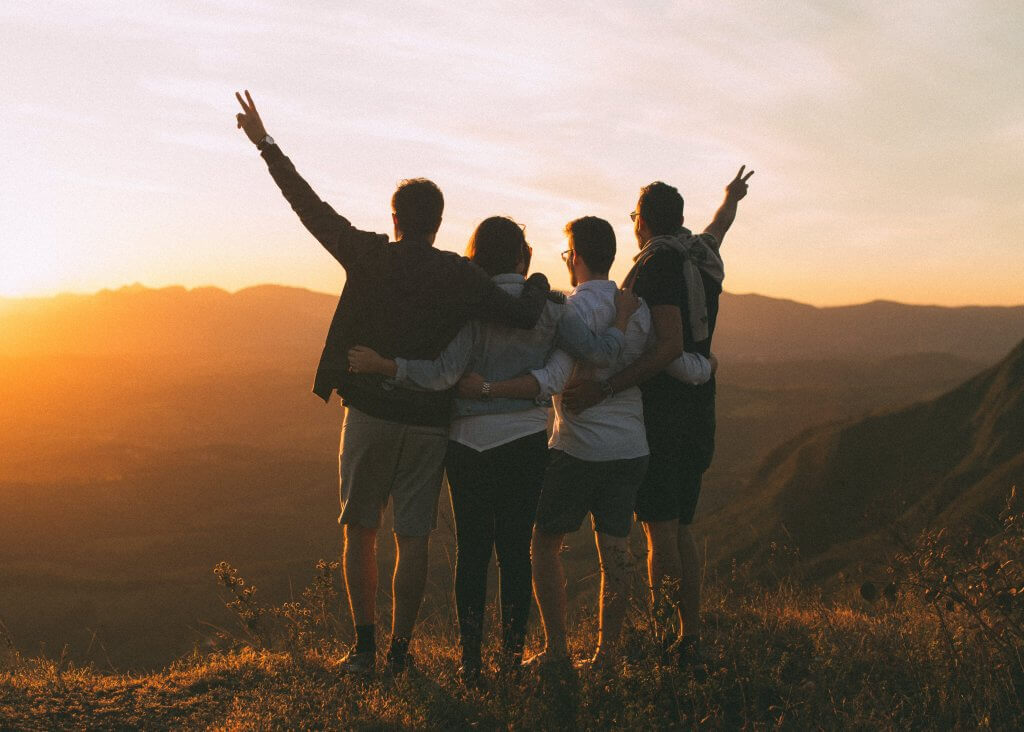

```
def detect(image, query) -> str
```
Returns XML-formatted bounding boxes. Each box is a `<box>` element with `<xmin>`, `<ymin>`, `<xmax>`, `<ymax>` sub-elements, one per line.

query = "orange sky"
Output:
<box><xmin>2</xmin><ymin>2</ymin><xmax>1022</xmax><ymax>305</ymax></box>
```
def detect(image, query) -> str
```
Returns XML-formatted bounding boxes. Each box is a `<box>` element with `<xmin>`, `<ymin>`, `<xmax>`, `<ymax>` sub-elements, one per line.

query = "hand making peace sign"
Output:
<box><xmin>235</xmin><ymin>89</ymin><xmax>268</xmax><ymax>146</ymax></box>
<box><xmin>725</xmin><ymin>165</ymin><xmax>755</xmax><ymax>201</ymax></box>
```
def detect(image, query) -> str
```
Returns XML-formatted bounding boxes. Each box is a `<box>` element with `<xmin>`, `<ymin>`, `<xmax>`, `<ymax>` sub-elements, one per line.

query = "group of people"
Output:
<box><xmin>235</xmin><ymin>90</ymin><xmax>753</xmax><ymax>680</ymax></box>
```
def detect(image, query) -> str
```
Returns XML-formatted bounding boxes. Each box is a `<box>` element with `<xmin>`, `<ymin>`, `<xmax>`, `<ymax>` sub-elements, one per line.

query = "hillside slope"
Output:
<box><xmin>710</xmin><ymin>338</ymin><xmax>1024</xmax><ymax>577</ymax></box>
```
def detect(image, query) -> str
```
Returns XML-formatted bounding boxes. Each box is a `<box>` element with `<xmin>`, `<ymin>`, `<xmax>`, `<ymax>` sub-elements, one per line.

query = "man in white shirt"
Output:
<box><xmin>529</xmin><ymin>218</ymin><xmax>650</xmax><ymax>669</ymax></box>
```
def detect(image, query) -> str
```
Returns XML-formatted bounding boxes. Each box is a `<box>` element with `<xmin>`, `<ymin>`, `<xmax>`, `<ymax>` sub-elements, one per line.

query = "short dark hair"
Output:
<box><xmin>565</xmin><ymin>216</ymin><xmax>615</xmax><ymax>274</ymax></box>
<box><xmin>392</xmin><ymin>178</ymin><xmax>444</xmax><ymax>238</ymax></box>
<box><xmin>638</xmin><ymin>181</ymin><xmax>684</xmax><ymax>235</ymax></box>
<box><xmin>464</xmin><ymin>216</ymin><xmax>527</xmax><ymax>277</ymax></box>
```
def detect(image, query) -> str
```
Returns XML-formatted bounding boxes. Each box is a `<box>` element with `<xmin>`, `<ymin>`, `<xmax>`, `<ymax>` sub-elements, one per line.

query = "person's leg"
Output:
<box><xmin>530</xmin><ymin>449</ymin><xmax>589</xmax><ymax>662</ymax></box>
<box><xmin>492</xmin><ymin>432</ymin><xmax>547</xmax><ymax>662</ymax></box>
<box><xmin>586</xmin><ymin>455</ymin><xmax>646</xmax><ymax>663</ymax></box>
<box><xmin>642</xmin><ymin>519</ymin><xmax>683</xmax><ymax>641</ymax></box>
<box><xmin>387</xmin><ymin>423</ymin><xmax>447</xmax><ymax>670</ymax></box>
<box><xmin>337</xmin><ymin>407</ymin><xmax>396</xmax><ymax>667</ymax></box>
<box><xmin>344</xmin><ymin>524</ymin><xmax>379</xmax><ymax>627</ymax></box>
<box><xmin>391</xmin><ymin>531</ymin><xmax>429</xmax><ymax>647</ymax></box>
<box><xmin>677</xmin><ymin>522</ymin><xmax>701</xmax><ymax>641</ymax></box>
<box><xmin>593</xmin><ymin>531</ymin><xmax>631</xmax><ymax>660</ymax></box>
<box><xmin>674</xmin><ymin>466</ymin><xmax>706</xmax><ymax>649</ymax></box>
<box><xmin>531</xmin><ymin>528</ymin><xmax>568</xmax><ymax>658</ymax></box>
<box><xmin>445</xmin><ymin>441</ymin><xmax>496</xmax><ymax>669</ymax></box>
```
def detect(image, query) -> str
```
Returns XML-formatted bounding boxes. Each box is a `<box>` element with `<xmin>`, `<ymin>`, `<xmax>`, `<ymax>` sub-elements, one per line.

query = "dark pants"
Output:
<box><xmin>444</xmin><ymin>431</ymin><xmax>549</xmax><ymax>660</ymax></box>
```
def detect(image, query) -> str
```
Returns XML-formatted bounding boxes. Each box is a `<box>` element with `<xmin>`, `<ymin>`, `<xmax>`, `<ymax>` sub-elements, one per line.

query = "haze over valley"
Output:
<box><xmin>1</xmin><ymin>284</ymin><xmax>1022</xmax><ymax>669</ymax></box>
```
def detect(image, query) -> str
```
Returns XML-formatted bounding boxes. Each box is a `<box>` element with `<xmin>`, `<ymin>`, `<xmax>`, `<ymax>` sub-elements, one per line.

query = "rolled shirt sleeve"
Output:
<box><xmin>664</xmin><ymin>352</ymin><xmax>713</xmax><ymax>385</ymax></box>
<box><xmin>530</xmin><ymin>348</ymin><xmax>576</xmax><ymax>402</ymax></box>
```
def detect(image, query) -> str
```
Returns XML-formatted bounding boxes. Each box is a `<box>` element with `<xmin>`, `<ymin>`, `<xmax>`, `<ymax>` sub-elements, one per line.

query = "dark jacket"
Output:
<box><xmin>260</xmin><ymin>144</ymin><xmax>550</xmax><ymax>426</ymax></box>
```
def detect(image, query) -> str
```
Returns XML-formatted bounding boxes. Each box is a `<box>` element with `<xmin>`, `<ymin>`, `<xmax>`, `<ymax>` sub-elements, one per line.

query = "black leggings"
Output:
<box><xmin>444</xmin><ymin>431</ymin><xmax>548</xmax><ymax>659</ymax></box>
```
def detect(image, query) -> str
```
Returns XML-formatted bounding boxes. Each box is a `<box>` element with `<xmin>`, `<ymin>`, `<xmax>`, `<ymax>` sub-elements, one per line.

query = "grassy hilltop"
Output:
<box><xmin>3</xmin><ymin>519</ymin><xmax>1023</xmax><ymax>730</ymax></box>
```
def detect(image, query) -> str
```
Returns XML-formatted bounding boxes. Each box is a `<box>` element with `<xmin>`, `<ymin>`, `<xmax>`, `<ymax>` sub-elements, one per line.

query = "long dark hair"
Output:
<box><xmin>464</xmin><ymin>216</ymin><xmax>530</xmax><ymax>277</ymax></box>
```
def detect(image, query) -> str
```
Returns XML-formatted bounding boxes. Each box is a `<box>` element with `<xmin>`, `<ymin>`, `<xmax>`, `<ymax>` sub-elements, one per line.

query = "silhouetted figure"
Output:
<box><xmin>562</xmin><ymin>167</ymin><xmax>752</xmax><ymax>670</ymax></box>
<box><xmin>234</xmin><ymin>90</ymin><xmax>551</xmax><ymax>675</ymax></box>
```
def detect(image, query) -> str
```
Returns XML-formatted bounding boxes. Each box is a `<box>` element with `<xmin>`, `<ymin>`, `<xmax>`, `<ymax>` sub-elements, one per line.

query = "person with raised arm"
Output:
<box><xmin>234</xmin><ymin>91</ymin><xmax>552</xmax><ymax>676</ymax></box>
<box><xmin>562</xmin><ymin>168</ymin><xmax>753</xmax><ymax>673</ymax></box>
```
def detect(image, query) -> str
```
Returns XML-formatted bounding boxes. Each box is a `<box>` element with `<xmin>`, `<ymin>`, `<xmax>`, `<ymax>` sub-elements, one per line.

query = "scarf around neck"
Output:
<box><xmin>623</xmin><ymin>226</ymin><xmax>724</xmax><ymax>343</ymax></box>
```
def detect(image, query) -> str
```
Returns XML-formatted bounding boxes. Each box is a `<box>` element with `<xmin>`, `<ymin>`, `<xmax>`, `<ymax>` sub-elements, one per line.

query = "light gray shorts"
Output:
<box><xmin>338</xmin><ymin>406</ymin><xmax>447</xmax><ymax>537</ymax></box>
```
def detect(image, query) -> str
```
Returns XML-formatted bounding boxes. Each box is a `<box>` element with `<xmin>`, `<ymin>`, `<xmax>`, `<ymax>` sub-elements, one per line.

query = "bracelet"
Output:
<box><xmin>481</xmin><ymin>382</ymin><xmax>492</xmax><ymax>400</ymax></box>
<box><xmin>599</xmin><ymin>380</ymin><xmax>614</xmax><ymax>398</ymax></box>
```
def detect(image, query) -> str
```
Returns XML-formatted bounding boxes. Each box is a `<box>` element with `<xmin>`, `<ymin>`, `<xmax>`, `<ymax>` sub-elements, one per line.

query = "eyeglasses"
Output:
<box><xmin>629</xmin><ymin>211</ymin><xmax>639</xmax><ymax>222</ymax></box>
<box><xmin>561</xmin><ymin>249</ymin><xmax>573</xmax><ymax>262</ymax></box>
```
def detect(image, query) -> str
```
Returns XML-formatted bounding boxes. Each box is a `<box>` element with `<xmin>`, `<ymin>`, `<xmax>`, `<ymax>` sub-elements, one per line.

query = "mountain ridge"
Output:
<box><xmin>3</xmin><ymin>284</ymin><xmax>1022</xmax><ymax>363</ymax></box>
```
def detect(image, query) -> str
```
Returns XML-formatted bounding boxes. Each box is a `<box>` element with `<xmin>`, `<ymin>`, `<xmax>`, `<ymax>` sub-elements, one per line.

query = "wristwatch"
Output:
<box><xmin>256</xmin><ymin>134</ymin><xmax>275</xmax><ymax>151</ymax></box>
<box><xmin>481</xmin><ymin>382</ymin><xmax>492</xmax><ymax>401</ymax></box>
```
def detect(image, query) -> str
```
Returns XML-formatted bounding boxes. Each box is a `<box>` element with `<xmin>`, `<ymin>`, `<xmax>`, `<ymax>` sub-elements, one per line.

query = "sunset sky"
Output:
<box><xmin>2</xmin><ymin>1</ymin><xmax>1022</xmax><ymax>306</ymax></box>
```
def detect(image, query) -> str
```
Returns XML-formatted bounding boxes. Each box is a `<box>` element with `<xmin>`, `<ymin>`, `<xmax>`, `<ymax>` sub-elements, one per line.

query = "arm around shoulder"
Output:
<box><xmin>472</xmin><ymin>269</ymin><xmax>551</xmax><ymax>329</ymax></box>
<box><xmin>606</xmin><ymin>304</ymin><xmax>684</xmax><ymax>394</ymax></box>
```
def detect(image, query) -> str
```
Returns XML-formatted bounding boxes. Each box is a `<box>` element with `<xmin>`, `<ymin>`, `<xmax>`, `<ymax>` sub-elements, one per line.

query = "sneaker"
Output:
<box><xmin>336</xmin><ymin>648</ymin><xmax>375</xmax><ymax>676</ymax></box>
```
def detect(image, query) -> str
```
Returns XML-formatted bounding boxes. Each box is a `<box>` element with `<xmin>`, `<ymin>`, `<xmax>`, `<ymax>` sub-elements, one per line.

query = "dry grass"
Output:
<box><xmin>2</xmin><ymin>578</ymin><xmax>1021</xmax><ymax>729</ymax></box>
<box><xmin>3</xmin><ymin>495</ymin><xmax>1022</xmax><ymax>729</ymax></box>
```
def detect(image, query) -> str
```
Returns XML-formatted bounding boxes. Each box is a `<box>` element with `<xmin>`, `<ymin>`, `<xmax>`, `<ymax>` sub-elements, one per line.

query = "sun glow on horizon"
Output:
<box><xmin>0</xmin><ymin>254</ymin><xmax>62</xmax><ymax>299</ymax></box>
<box><xmin>3</xmin><ymin>2</ymin><xmax>1023</xmax><ymax>306</ymax></box>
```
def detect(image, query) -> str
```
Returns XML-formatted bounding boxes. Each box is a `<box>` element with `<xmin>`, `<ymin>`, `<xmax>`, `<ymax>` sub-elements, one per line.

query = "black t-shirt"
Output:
<box><xmin>631</xmin><ymin>247</ymin><xmax>721</xmax><ymax>433</ymax></box>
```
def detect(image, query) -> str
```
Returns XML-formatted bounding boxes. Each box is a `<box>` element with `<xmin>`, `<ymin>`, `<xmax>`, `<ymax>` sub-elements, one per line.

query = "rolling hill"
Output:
<box><xmin>709</xmin><ymin>337</ymin><xmax>1024</xmax><ymax>580</ymax></box>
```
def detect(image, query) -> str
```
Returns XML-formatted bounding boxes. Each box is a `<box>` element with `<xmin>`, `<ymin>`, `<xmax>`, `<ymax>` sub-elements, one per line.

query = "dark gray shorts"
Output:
<box><xmin>635</xmin><ymin>395</ymin><xmax>715</xmax><ymax>525</ymax></box>
<box><xmin>534</xmin><ymin>450</ymin><xmax>649</xmax><ymax>538</ymax></box>
<box><xmin>338</xmin><ymin>406</ymin><xmax>447</xmax><ymax>537</ymax></box>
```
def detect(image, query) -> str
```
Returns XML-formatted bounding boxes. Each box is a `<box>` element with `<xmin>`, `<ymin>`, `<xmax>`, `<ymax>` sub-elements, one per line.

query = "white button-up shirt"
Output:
<box><xmin>532</xmin><ymin>279</ymin><xmax>651</xmax><ymax>462</ymax></box>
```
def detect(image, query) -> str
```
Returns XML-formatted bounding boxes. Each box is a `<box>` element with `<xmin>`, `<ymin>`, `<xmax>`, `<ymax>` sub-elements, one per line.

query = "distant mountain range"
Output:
<box><xmin>710</xmin><ymin>337</ymin><xmax>1024</xmax><ymax>580</ymax></box>
<box><xmin>713</xmin><ymin>294</ymin><xmax>1024</xmax><ymax>362</ymax></box>
<box><xmin>2</xmin><ymin>284</ymin><xmax>1023</xmax><ymax>364</ymax></box>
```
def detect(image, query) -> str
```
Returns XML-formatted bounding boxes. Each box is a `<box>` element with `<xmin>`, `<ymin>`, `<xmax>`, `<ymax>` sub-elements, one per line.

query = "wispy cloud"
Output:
<box><xmin>3</xmin><ymin>1</ymin><xmax>1023</xmax><ymax>304</ymax></box>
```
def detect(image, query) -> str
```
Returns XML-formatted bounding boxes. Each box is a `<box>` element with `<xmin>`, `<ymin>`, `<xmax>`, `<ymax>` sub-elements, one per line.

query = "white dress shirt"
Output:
<box><xmin>531</xmin><ymin>279</ymin><xmax>651</xmax><ymax>462</ymax></box>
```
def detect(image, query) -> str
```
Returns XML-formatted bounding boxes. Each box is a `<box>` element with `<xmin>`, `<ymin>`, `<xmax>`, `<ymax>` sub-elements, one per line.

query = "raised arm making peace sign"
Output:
<box><xmin>725</xmin><ymin>165</ymin><xmax>755</xmax><ymax>202</ymax></box>
<box><xmin>703</xmin><ymin>164</ymin><xmax>754</xmax><ymax>245</ymax></box>
<box><xmin>235</xmin><ymin>89</ymin><xmax>268</xmax><ymax>147</ymax></box>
